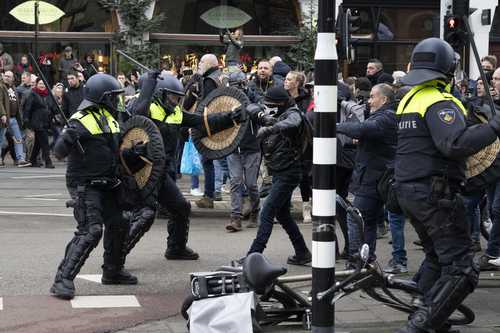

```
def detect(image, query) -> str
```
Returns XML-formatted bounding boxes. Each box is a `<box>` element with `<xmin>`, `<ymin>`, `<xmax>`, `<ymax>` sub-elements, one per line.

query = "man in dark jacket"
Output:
<box><xmin>63</xmin><ymin>70</ymin><xmax>85</xmax><ymax>117</ymax></box>
<box><xmin>184</xmin><ymin>54</ymin><xmax>226</xmax><ymax>209</ymax></box>
<box><xmin>337</xmin><ymin>83</ymin><xmax>398</xmax><ymax>263</ymax></box>
<box><xmin>247</xmin><ymin>59</ymin><xmax>282</xmax><ymax>103</ymax></box>
<box><xmin>244</xmin><ymin>86</ymin><xmax>311</xmax><ymax>265</ymax></box>
<box><xmin>366</xmin><ymin>58</ymin><xmax>394</xmax><ymax>86</ymax></box>
<box><xmin>272</xmin><ymin>60</ymin><xmax>291</xmax><ymax>82</ymax></box>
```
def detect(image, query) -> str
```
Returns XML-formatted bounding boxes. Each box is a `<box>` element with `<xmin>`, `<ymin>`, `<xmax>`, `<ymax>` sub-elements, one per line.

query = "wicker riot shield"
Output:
<box><xmin>119</xmin><ymin>115</ymin><xmax>165</xmax><ymax>199</ymax></box>
<box><xmin>191</xmin><ymin>87</ymin><xmax>249</xmax><ymax>160</ymax></box>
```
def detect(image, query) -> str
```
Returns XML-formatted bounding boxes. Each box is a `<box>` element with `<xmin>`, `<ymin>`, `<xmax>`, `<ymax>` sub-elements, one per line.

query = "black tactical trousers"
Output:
<box><xmin>126</xmin><ymin>172</ymin><xmax>191</xmax><ymax>254</ymax></box>
<box><xmin>395</xmin><ymin>181</ymin><xmax>478</xmax><ymax>329</ymax></box>
<box><xmin>55</xmin><ymin>185</ymin><xmax>129</xmax><ymax>281</ymax></box>
<box><xmin>158</xmin><ymin>172</ymin><xmax>191</xmax><ymax>250</ymax></box>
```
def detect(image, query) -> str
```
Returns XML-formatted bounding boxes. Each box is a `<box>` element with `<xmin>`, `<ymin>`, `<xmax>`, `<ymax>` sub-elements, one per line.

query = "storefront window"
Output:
<box><xmin>155</xmin><ymin>0</ymin><xmax>300</xmax><ymax>35</ymax></box>
<box><xmin>0</xmin><ymin>0</ymin><xmax>112</xmax><ymax>32</ymax></box>
<box><xmin>159</xmin><ymin>43</ymin><xmax>289</xmax><ymax>74</ymax></box>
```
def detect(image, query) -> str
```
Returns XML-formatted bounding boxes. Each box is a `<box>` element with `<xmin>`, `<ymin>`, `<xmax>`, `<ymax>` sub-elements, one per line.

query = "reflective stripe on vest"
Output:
<box><xmin>70</xmin><ymin>108</ymin><xmax>120</xmax><ymax>135</ymax></box>
<box><xmin>149</xmin><ymin>102</ymin><xmax>183</xmax><ymax>124</ymax></box>
<box><xmin>396</xmin><ymin>80</ymin><xmax>467</xmax><ymax>117</ymax></box>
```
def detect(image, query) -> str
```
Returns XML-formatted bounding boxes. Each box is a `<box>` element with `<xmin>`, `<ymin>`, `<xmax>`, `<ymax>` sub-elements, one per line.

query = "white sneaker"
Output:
<box><xmin>302</xmin><ymin>201</ymin><xmax>312</xmax><ymax>223</ymax></box>
<box><xmin>190</xmin><ymin>188</ymin><xmax>204</xmax><ymax>197</ymax></box>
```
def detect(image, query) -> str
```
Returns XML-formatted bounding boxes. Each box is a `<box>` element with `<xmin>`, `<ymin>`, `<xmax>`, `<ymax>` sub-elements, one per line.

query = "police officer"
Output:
<box><xmin>394</xmin><ymin>38</ymin><xmax>500</xmax><ymax>333</ymax></box>
<box><xmin>125</xmin><ymin>72</ymin><xmax>242</xmax><ymax>260</ymax></box>
<box><xmin>244</xmin><ymin>86</ymin><xmax>311</xmax><ymax>265</ymax></box>
<box><xmin>50</xmin><ymin>73</ymin><xmax>139</xmax><ymax>300</ymax></box>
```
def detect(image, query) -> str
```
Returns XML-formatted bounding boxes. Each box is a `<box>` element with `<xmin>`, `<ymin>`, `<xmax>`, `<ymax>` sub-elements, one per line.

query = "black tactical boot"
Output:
<box><xmin>164</xmin><ymin>246</ymin><xmax>199</xmax><ymax>260</ymax></box>
<box><xmin>50</xmin><ymin>278</ymin><xmax>75</xmax><ymax>300</ymax></box>
<box><xmin>101</xmin><ymin>267</ymin><xmax>138</xmax><ymax>285</ymax></box>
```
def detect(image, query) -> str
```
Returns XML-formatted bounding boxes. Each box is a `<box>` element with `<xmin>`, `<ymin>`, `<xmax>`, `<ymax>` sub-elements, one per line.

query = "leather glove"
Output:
<box><xmin>246</xmin><ymin>103</ymin><xmax>265</xmax><ymax>119</ymax></box>
<box><xmin>256</xmin><ymin>126</ymin><xmax>276</xmax><ymax>140</ymax></box>
<box><xmin>147</xmin><ymin>70</ymin><xmax>162</xmax><ymax>80</ymax></box>
<box><xmin>259</xmin><ymin>114</ymin><xmax>278</xmax><ymax>126</ymax></box>
<box><xmin>230</xmin><ymin>106</ymin><xmax>246</xmax><ymax>123</ymax></box>
<box><xmin>62</xmin><ymin>126</ymin><xmax>80</xmax><ymax>145</ymax></box>
<box><xmin>132</xmin><ymin>141</ymin><xmax>149</xmax><ymax>157</ymax></box>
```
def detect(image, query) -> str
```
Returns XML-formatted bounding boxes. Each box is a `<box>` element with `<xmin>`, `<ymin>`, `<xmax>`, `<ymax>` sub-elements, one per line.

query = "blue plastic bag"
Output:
<box><xmin>181</xmin><ymin>137</ymin><xmax>203</xmax><ymax>175</ymax></box>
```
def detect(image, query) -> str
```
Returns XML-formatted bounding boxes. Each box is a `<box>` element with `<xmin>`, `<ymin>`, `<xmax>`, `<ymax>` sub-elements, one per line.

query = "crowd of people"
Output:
<box><xmin>3</xmin><ymin>35</ymin><xmax>500</xmax><ymax>333</ymax></box>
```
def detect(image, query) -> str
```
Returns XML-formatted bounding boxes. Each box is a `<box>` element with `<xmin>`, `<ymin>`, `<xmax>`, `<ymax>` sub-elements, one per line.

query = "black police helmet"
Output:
<box><xmin>154</xmin><ymin>73</ymin><xmax>185</xmax><ymax>110</ymax></box>
<box><xmin>79</xmin><ymin>73</ymin><xmax>124</xmax><ymax>111</ymax></box>
<box><xmin>401</xmin><ymin>38</ymin><xmax>457</xmax><ymax>86</ymax></box>
<box><xmin>263</xmin><ymin>86</ymin><xmax>291</xmax><ymax>106</ymax></box>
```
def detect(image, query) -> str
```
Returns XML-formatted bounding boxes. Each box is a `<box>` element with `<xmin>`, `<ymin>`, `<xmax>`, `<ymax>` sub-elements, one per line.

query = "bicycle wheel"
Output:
<box><xmin>365</xmin><ymin>280</ymin><xmax>475</xmax><ymax>325</ymax></box>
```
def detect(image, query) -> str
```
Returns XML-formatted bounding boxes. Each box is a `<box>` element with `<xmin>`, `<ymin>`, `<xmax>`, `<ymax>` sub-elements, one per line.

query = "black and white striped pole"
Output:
<box><xmin>312</xmin><ymin>0</ymin><xmax>336</xmax><ymax>332</ymax></box>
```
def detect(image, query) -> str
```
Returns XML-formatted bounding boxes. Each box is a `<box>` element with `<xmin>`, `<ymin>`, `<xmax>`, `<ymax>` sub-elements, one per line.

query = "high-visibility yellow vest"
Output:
<box><xmin>396</xmin><ymin>80</ymin><xmax>467</xmax><ymax>118</ymax></box>
<box><xmin>70</xmin><ymin>107</ymin><xmax>120</xmax><ymax>135</ymax></box>
<box><xmin>149</xmin><ymin>102</ymin><xmax>183</xmax><ymax>124</ymax></box>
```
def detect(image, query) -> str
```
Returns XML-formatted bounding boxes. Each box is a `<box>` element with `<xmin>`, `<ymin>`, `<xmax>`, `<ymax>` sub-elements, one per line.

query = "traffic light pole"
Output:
<box><xmin>312</xmin><ymin>0</ymin><xmax>336</xmax><ymax>332</ymax></box>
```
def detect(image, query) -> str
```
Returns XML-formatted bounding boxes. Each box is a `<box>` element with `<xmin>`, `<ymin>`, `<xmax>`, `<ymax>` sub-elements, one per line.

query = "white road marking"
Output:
<box><xmin>24</xmin><ymin>193</ymin><xmax>63</xmax><ymax>197</ymax></box>
<box><xmin>0</xmin><ymin>297</ymin><xmax>3</xmax><ymax>310</ymax></box>
<box><xmin>76</xmin><ymin>274</ymin><xmax>103</xmax><ymax>283</ymax></box>
<box><xmin>23</xmin><ymin>198</ymin><xmax>60</xmax><ymax>201</ymax></box>
<box><xmin>0</xmin><ymin>211</ymin><xmax>72</xmax><ymax>217</ymax></box>
<box><xmin>11</xmin><ymin>175</ymin><xmax>65</xmax><ymax>179</ymax></box>
<box><xmin>71</xmin><ymin>295</ymin><xmax>141</xmax><ymax>309</ymax></box>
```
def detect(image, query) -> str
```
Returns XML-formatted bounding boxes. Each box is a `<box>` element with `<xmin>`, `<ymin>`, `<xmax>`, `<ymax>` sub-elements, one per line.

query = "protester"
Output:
<box><xmin>337</xmin><ymin>83</ymin><xmax>398</xmax><ymax>264</ymax></box>
<box><xmin>16</xmin><ymin>55</ymin><xmax>33</xmax><ymax>77</ymax></box>
<box><xmin>366</xmin><ymin>58</ymin><xmax>393</xmax><ymax>86</ymax></box>
<box><xmin>81</xmin><ymin>53</ymin><xmax>98</xmax><ymax>79</ymax></box>
<box><xmin>1</xmin><ymin>71</ymin><xmax>30</xmax><ymax>167</ymax></box>
<box><xmin>59</xmin><ymin>46</ymin><xmax>77</xmax><ymax>84</ymax></box>
<box><xmin>219</xmin><ymin>27</ymin><xmax>243</xmax><ymax>72</ymax></box>
<box><xmin>0</xmin><ymin>42</ymin><xmax>14</xmax><ymax>73</ymax></box>
<box><xmin>62</xmin><ymin>70</ymin><xmax>84</xmax><ymax>118</ymax></box>
<box><xmin>23</xmin><ymin>78</ymin><xmax>54</xmax><ymax>168</ymax></box>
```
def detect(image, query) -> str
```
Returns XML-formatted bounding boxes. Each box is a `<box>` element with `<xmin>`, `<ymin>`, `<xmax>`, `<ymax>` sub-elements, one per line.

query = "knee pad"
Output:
<box><xmin>87</xmin><ymin>224</ymin><xmax>103</xmax><ymax>245</ymax></box>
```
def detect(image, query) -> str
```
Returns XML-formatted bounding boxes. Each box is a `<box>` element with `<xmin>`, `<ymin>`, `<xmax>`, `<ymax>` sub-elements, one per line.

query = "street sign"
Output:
<box><xmin>200</xmin><ymin>5</ymin><xmax>252</xmax><ymax>29</ymax></box>
<box><xmin>9</xmin><ymin>1</ymin><xmax>65</xmax><ymax>25</ymax></box>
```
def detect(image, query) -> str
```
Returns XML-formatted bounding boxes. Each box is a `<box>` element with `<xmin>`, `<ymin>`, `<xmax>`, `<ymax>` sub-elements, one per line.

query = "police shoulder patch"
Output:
<box><xmin>438</xmin><ymin>109</ymin><xmax>456</xmax><ymax>124</ymax></box>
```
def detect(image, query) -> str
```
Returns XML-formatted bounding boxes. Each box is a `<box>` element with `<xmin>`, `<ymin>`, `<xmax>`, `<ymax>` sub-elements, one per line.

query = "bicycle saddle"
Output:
<box><xmin>243</xmin><ymin>253</ymin><xmax>287</xmax><ymax>294</ymax></box>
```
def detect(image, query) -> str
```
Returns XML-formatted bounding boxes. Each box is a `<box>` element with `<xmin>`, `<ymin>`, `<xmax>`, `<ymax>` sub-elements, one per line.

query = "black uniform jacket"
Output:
<box><xmin>337</xmin><ymin>103</ymin><xmax>398</xmax><ymax>198</ymax></box>
<box><xmin>395</xmin><ymin>99</ymin><xmax>497</xmax><ymax>184</ymax></box>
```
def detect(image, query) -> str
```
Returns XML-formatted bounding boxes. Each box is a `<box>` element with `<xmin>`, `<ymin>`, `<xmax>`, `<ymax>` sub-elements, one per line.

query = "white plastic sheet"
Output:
<box><xmin>190</xmin><ymin>292</ymin><xmax>254</xmax><ymax>333</ymax></box>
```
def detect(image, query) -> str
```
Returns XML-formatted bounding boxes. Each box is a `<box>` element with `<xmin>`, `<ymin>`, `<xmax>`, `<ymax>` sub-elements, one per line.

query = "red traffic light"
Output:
<box><xmin>447</xmin><ymin>16</ymin><xmax>461</xmax><ymax>29</ymax></box>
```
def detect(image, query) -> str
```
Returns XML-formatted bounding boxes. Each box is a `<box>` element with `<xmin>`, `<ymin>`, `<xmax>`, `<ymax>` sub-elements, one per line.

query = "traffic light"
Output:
<box><xmin>337</xmin><ymin>8</ymin><xmax>360</xmax><ymax>61</ymax></box>
<box><xmin>444</xmin><ymin>14</ymin><xmax>467</xmax><ymax>52</ymax></box>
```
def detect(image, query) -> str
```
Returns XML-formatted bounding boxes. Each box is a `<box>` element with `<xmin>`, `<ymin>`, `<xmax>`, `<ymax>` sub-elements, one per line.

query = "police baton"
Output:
<box><xmin>116</xmin><ymin>49</ymin><xmax>163</xmax><ymax>79</ymax></box>
<box><xmin>463</xmin><ymin>16</ymin><xmax>496</xmax><ymax>116</ymax></box>
<box><xmin>28</xmin><ymin>53</ymin><xmax>85</xmax><ymax>154</ymax></box>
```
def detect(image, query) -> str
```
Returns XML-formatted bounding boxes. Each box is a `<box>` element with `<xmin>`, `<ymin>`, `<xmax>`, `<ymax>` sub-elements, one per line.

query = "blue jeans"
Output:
<box><xmin>202</xmin><ymin>159</ymin><xmax>214</xmax><ymax>198</ymax></box>
<box><xmin>388</xmin><ymin>211</ymin><xmax>407</xmax><ymax>264</ymax></box>
<box><xmin>247</xmin><ymin>167</ymin><xmax>308</xmax><ymax>256</ymax></box>
<box><xmin>0</xmin><ymin>126</ymin><xmax>6</xmax><ymax>157</ymax></box>
<box><xmin>348</xmin><ymin>195</ymin><xmax>384</xmax><ymax>261</ymax></box>
<box><xmin>191</xmin><ymin>175</ymin><xmax>199</xmax><ymax>189</ymax></box>
<box><xmin>214</xmin><ymin>157</ymin><xmax>229</xmax><ymax>192</ymax></box>
<box><xmin>8</xmin><ymin>118</ymin><xmax>26</xmax><ymax>161</ymax></box>
<box><xmin>462</xmin><ymin>192</ymin><xmax>483</xmax><ymax>243</ymax></box>
<box><xmin>487</xmin><ymin>181</ymin><xmax>500</xmax><ymax>257</ymax></box>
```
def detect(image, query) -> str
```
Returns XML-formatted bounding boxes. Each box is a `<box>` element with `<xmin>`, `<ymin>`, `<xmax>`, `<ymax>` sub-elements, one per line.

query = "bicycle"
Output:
<box><xmin>181</xmin><ymin>195</ymin><xmax>475</xmax><ymax>332</ymax></box>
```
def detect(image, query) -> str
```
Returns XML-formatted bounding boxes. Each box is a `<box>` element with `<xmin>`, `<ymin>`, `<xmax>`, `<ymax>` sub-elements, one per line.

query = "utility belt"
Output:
<box><xmin>78</xmin><ymin>177</ymin><xmax>122</xmax><ymax>190</ymax></box>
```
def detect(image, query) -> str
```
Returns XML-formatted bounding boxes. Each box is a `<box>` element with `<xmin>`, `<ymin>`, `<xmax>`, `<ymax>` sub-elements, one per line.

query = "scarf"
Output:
<box><xmin>33</xmin><ymin>87</ymin><xmax>49</xmax><ymax>97</ymax></box>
